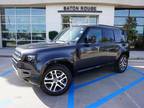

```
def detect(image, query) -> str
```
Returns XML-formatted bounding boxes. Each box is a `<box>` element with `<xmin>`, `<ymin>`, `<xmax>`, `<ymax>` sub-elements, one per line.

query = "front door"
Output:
<box><xmin>75</xmin><ymin>27</ymin><xmax>103</xmax><ymax>70</ymax></box>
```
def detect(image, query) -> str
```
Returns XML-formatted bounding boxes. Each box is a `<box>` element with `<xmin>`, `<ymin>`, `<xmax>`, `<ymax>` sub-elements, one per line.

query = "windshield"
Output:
<box><xmin>54</xmin><ymin>27</ymin><xmax>85</xmax><ymax>43</ymax></box>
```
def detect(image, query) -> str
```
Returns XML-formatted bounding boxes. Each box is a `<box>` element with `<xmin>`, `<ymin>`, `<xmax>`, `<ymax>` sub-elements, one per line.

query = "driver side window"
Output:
<box><xmin>84</xmin><ymin>27</ymin><xmax>102</xmax><ymax>43</ymax></box>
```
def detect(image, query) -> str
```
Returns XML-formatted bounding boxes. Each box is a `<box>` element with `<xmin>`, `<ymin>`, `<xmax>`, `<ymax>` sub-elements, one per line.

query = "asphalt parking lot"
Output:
<box><xmin>0</xmin><ymin>57</ymin><xmax>144</xmax><ymax>108</ymax></box>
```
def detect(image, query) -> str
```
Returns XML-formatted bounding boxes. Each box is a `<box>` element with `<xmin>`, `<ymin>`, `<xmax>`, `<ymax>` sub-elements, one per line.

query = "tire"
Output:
<box><xmin>115</xmin><ymin>54</ymin><xmax>128</xmax><ymax>73</ymax></box>
<box><xmin>40</xmin><ymin>64</ymin><xmax>72</xmax><ymax>96</ymax></box>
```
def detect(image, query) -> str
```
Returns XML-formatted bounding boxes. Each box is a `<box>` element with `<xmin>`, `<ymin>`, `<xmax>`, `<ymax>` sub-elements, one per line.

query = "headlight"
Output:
<box><xmin>26</xmin><ymin>55</ymin><xmax>36</xmax><ymax>62</ymax></box>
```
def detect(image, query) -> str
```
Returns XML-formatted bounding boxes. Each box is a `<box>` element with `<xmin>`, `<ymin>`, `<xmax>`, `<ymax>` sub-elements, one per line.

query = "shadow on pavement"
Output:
<box><xmin>0</xmin><ymin>58</ymin><xmax>31</xmax><ymax>87</ymax></box>
<box><xmin>32</xmin><ymin>66</ymin><xmax>115</xmax><ymax>108</ymax></box>
<box><xmin>33</xmin><ymin>86</ymin><xmax>69</xmax><ymax>108</ymax></box>
<box><xmin>3</xmin><ymin>69</ymin><xmax>32</xmax><ymax>87</ymax></box>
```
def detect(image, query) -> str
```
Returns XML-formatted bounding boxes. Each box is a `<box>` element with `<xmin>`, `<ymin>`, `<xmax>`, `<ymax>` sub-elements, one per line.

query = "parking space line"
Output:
<box><xmin>68</xmin><ymin>83</ymin><xmax>75</xmax><ymax>108</ymax></box>
<box><xmin>87</xmin><ymin>66</ymin><xmax>144</xmax><ymax>108</ymax></box>
<box><xmin>67</xmin><ymin>67</ymin><xmax>144</xmax><ymax>108</ymax></box>
<box><xmin>0</xmin><ymin>68</ymin><xmax>14</xmax><ymax>77</ymax></box>
<box><xmin>74</xmin><ymin>68</ymin><xmax>132</xmax><ymax>90</ymax></box>
<box><xmin>128</xmin><ymin>66</ymin><xmax>144</xmax><ymax>76</ymax></box>
<box><xmin>74</xmin><ymin>73</ymin><xmax>116</xmax><ymax>90</ymax></box>
<box><xmin>68</xmin><ymin>72</ymin><xmax>117</xmax><ymax>108</ymax></box>
<box><xmin>86</xmin><ymin>77</ymin><xmax>144</xmax><ymax>108</ymax></box>
<box><xmin>112</xmin><ymin>79</ymin><xmax>141</xmax><ymax>108</ymax></box>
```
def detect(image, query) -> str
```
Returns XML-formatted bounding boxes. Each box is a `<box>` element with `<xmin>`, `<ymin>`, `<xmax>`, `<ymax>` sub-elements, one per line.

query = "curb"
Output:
<box><xmin>129</xmin><ymin>58</ymin><xmax>144</xmax><ymax>60</ymax></box>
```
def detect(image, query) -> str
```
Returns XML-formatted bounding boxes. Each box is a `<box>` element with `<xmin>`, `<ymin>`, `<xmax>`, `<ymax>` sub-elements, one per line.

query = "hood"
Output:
<box><xmin>15</xmin><ymin>42</ymin><xmax>75</xmax><ymax>54</ymax></box>
<box><xmin>18</xmin><ymin>42</ymin><xmax>68</xmax><ymax>49</ymax></box>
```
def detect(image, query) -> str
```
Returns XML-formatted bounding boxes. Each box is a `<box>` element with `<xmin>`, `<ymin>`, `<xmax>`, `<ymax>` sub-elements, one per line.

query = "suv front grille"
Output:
<box><xmin>12</xmin><ymin>50</ymin><xmax>21</xmax><ymax>62</ymax></box>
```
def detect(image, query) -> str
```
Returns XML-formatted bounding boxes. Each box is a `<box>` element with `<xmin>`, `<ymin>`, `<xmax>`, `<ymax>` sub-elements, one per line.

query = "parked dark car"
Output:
<box><xmin>12</xmin><ymin>25</ymin><xmax>129</xmax><ymax>95</ymax></box>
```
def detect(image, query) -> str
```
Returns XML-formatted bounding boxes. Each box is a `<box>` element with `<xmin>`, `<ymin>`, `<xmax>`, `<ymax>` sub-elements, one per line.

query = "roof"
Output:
<box><xmin>72</xmin><ymin>24</ymin><xmax>122</xmax><ymax>29</ymax></box>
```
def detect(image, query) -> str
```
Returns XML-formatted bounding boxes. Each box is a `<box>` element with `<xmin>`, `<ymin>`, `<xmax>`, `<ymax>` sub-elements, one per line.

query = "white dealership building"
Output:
<box><xmin>0</xmin><ymin>0</ymin><xmax>144</xmax><ymax>47</ymax></box>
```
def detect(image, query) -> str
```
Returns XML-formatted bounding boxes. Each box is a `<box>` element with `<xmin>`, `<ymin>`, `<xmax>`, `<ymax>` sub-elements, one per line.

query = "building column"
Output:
<box><xmin>46</xmin><ymin>5</ymin><xmax>62</xmax><ymax>42</ymax></box>
<box><xmin>0</xmin><ymin>10</ymin><xmax>2</xmax><ymax>48</ymax></box>
<box><xmin>98</xmin><ymin>5</ymin><xmax>115</xmax><ymax>26</ymax></box>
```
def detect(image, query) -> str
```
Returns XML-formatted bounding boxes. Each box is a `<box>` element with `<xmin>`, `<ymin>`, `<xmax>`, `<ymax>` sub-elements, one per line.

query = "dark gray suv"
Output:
<box><xmin>12</xmin><ymin>25</ymin><xmax>129</xmax><ymax>95</ymax></box>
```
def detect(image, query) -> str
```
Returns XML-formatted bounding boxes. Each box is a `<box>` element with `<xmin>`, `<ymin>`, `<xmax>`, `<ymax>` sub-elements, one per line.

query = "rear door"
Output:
<box><xmin>99</xmin><ymin>28</ymin><xmax>118</xmax><ymax>63</ymax></box>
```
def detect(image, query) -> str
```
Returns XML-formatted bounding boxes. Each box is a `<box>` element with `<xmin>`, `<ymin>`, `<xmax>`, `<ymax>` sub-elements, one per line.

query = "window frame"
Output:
<box><xmin>78</xmin><ymin>27</ymin><xmax>102</xmax><ymax>44</ymax></box>
<box><xmin>102</xmin><ymin>28</ymin><xmax>115</xmax><ymax>43</ymax></box>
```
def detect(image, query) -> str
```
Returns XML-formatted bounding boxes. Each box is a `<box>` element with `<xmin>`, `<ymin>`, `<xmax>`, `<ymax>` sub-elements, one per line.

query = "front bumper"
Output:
<box><xmin>12</xmin><ymin>56</ymin><xmax>41</xmax><ymax>86</ymax></box>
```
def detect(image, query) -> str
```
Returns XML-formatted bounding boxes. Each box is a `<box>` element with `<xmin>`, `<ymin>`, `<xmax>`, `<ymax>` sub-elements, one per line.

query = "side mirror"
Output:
<box><xmin>85</xmin><ymin>36</ymin><xmax>96</xmax><ymax>44</ymax></box>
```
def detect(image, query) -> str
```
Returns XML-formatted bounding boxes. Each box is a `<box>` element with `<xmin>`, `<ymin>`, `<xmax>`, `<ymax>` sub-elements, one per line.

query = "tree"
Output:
<box><xmin>123</xmin><ymin>16</ymin><xmax>137</xmax><ymax>43</ymax></box>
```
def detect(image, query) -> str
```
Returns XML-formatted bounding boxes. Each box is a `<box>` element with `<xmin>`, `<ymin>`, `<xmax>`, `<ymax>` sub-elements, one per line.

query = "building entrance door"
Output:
<box><xmin>62</xmin><ymin>15</ymin><xmax>98</xmax><ymax>29</ymax></box>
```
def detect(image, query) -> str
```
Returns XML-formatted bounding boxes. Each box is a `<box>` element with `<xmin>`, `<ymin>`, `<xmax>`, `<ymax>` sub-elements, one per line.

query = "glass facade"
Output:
<box><xmin>62</xmin><ymin>16</ymin><xmax>97</xmax><ymax>29</ymax></box>
<box><xmin>114</xmin><ymin>8</ymin><xmax>144</xmax><ymax>36</ymax></box>
<box><xmin>0</xmin><ymin>7</ymin><xmax>46</xmax><ymax>47</ymax></box>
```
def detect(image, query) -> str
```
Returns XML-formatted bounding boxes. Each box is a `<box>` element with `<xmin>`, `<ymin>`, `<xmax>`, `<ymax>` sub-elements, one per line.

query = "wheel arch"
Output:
<box><xmin>117</xmin><ymin>50</ymin><xmax>129</xmax><ymax>61</ymax></box>
<box><xmin>120</xmin><ymin>51</ymin><xmax>129</xmax><ymax>58</ymax></box>
<box><xmin>41</xmin><ymin>59</ymin><xmax>74</xmax><ymax>76</ymax></box>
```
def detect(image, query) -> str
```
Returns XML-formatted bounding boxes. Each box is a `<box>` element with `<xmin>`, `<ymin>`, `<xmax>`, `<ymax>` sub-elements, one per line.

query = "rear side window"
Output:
<box><xmin>102</xmin><ymin>28</ymin><xmax>114</xmax><ymax>42</ymax></box>
<box><xmin>114</xmin><ymin>29</ymin><xmax>126</xmax><ymax>42</ymax></box>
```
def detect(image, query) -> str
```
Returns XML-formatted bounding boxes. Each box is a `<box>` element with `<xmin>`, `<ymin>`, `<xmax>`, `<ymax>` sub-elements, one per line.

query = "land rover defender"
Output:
<box><xmin>12</xmin><ymin>25</ymin><xmax>129</xmax><ymax>95</ymax></box>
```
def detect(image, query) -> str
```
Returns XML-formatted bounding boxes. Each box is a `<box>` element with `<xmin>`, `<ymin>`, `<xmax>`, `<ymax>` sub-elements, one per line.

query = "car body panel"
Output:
<box><xmin>12</xmin><ymin>25</ymin><xmax>129</xmax><ymax>85</ymax></box>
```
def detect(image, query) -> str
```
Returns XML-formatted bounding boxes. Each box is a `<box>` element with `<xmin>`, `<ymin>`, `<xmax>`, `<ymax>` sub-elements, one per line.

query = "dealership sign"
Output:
<box><xmin>58</xmin><ymin>6</ymin><xmax>102</xmax><ymax>13</ymax></box>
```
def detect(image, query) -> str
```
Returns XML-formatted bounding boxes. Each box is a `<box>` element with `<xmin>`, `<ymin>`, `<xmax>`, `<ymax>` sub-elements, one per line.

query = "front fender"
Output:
<box><xmin>35</xmin><ymin>47</ymin><xmax>76</xmax><ymax>75</ymax></box>
<box><xmin>40</xmin><ymin>57</ymin><xmax>74</xmax><ymax>75</ymax></box>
